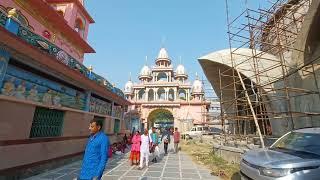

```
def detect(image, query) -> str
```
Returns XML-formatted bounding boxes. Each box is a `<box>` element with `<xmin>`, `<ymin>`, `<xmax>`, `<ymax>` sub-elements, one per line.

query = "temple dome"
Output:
<box><xmin>124</xmin><ymin>80</ymin><xmax>133</xmax><ymax>94</ymax></box>
<box><xmin>192</xmin><ymin>79</ymin><xmax>203</xmax><ymax>93</ymax></box>
<box><xmin>176</xmin><ymin>64</ymin><xmax>186</xmax><ymax>75</ymax></box>
<box><xmin>140</xmin><ymin>65</ymin><xmax>151</xmax><ymax>77</ymax></box>
<box><xmin>157</xmin><ymin>48</ymin><xmax>169</xmax><ymax>59</ymax></box>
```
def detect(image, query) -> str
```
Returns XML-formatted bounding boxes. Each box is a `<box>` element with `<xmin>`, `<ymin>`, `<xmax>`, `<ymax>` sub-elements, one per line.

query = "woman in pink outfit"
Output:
<box><xmin>129</xmin><ymin>131</ymin><xmax>141</xmax><ymax>165</ymax></box>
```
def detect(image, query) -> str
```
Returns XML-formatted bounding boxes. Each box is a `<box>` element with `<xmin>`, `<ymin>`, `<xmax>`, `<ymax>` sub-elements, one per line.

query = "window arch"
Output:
<box><xmin>157</xmin><ymin>88</ymin><xmax>165</xmax><ymax>100</ymax></box>
<box><xmin>178</xmin><ymin>89</ymin><xmax>186</xmax><ymax>100</ymax></box>
<box><xmin>148</xmin><ymin>89</ymin><xmax>154</xmax><ymax>101</ymax></box>
<box><xmin>157</xmin><ymin>72</ymin><xmax>167</xmax><ymax>81</ymax></box>
<box><xmin>168</xmin><ymin>89</ymin><xmax>175</xmax><ymax>101</ymax></box>
<box><xmin>138</xmin><ymin>89</ymin><xmax>145</xmax><ymax>100</ymax></box>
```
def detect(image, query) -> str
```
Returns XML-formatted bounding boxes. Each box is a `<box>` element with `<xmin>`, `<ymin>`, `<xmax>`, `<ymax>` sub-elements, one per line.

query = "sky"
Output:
<box><xmin>84</xmin><ymin>0</ymin><xmax>269</xmax><ymax>92</ymax></box>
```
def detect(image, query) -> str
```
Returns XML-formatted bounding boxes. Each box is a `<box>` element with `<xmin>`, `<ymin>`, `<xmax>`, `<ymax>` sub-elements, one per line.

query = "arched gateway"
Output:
<box><xmin>124</xmin><ymin>48</ymin><xmax>210</xmax><ymax>133</ymax></box>
<box><xmin>147</xmin><ymin>109</ymin><xmax>174</xmax><ymax>130</ymax></box>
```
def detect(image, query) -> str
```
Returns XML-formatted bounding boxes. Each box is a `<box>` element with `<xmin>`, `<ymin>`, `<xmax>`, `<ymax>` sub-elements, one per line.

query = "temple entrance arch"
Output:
<box><xmin>147</xmin><ymin>109</ymin><xmax>174</xmax><ymax>131</ymax></box>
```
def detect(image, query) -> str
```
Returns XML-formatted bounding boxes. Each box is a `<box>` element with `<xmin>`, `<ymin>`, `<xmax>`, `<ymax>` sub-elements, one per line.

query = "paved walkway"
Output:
<box><xmin>26</xmin><ymin>148</ymin><xmax>219</xmax><ymax>180</ymax></box>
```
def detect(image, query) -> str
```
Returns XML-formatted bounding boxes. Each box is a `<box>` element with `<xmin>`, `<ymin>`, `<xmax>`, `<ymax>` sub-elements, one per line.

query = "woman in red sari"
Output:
<box><xmin>129</xmin><ymin>131</ymin><xmax>141</xmax><ymax>165</ymax></box>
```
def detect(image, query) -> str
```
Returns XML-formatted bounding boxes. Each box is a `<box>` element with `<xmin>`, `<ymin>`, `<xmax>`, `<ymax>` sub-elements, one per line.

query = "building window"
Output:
<box><xmin>157</xmin><ymin>72</ymin><xmax>167</xmax><ymax>81</ymax></box>
<box><xmin>75</xmin><ymin>18</ymin><xmax>84</xmax><ymax>37</ymax></box>
<box><xmin>138</xmin><ymin>89</ymin><xmax>145</xmax><ymax>100</ymax></box>
<box><xmin>157</xmin><ymin>88</ymin><xmax>165</xmax><ymax>100</ymax></box>
<box><xmin>148</xmin><ymin>89</ymin><xmax>154</xmax><ymax>101</ymax></box>
<box><xmin>29</xmin><ymin>107</ymin><xmax>64</xmax><ymax>138</ymax></box>
<box><xmin>114</xmin><ymin>119</ymin><xmax>120</xmax><ymax>133</ymax></box>
<box><xmin>178</xmin><ymin>89</ymin><xmax>186</xmax><ymax>100</ymax></box>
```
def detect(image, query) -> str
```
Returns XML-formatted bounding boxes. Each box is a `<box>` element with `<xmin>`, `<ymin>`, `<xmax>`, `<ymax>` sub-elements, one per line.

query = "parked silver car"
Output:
<box><xmin>240</xmin><ymin>128</ymin><xmax>320</xmax><ymax>180</ymax></box>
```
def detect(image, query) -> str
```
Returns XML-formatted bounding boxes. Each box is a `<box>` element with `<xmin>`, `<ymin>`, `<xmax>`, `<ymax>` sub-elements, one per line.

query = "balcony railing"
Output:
<box><xmin>6</xmin><ymin>20</ymin><xmax>125</xmax><ymax>98</ymax></box>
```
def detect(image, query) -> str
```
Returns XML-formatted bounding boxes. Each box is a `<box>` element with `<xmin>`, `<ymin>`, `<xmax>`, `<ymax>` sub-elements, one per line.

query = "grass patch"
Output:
<box><xmin>180</xmin><ymin>140</ymin><xmax>240</xmax><ymax>180</ymax></box>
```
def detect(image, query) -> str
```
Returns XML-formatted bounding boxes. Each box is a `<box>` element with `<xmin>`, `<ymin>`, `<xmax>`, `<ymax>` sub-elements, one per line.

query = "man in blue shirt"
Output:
<box><xmin>79</xmin><ymin>119</ymin><xmax>109</xmax><ymax>180</ymax></box>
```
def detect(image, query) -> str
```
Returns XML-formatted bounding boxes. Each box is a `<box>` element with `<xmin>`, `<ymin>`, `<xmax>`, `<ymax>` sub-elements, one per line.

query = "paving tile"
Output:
<box><xmin>28</xmin><ymin>146</ymin><xmax>220</xmax><ymax>180</ymax></box>
<box><xmin>125</xmin><ymin>170</ymin><xmax>145</xmax><ymax>176</ymax></box>
<box><xmin>162</xmin><ymin>172</ymin><xmax>180</xmax><ymax>178</ymax></box>
<box><xmin>147</xmin><ymin>167</ymin><xmax>163</xmax><ymax>171</ymax></box>
<box><xmin>181</xmin><ymin>173</ymin><xmax>201</xmax><ymax>179</ymax></box>
<box><xmin>101</xmin><ymin>175</ymin><xmax>121</xmax><ymax>180</ymax></box>
<box><xmin>107</xmin><ymin>170</ymin><xmax>127</xmax><ymax>176</ymax></box>
<box><xmin>40</xmin><ymin>173</ymin><xmax>64</xmax><ymax>179</ymax></box>
<box><xmin>140</xmin><ymin>177</ymin><xmax>161</xmax><ymax>180</ymax></box>
<box><xmin>56</xmin><ymin>173</ymin><xmax>79</xmax><ymax>180</ymax></box>
<box><xmin>120</xmin><ymin>176</ymin><xmax>140</xmax><ymax>180</ymax></box>
<box><xmin>164</xmin><ymin>168</ymin><xmax>180</xmax><ymax>172</ymax></box>
<box><xmin>143</xmin><ymin>171</ymin><xmax>162</xmax><ymax>177</ymax></box>
<box><xmin>165</xmin><ymin>164</ymin><xmax>180</xmax><ymax>168</ymax></box>
<box><xmin>115</xmin><ymin>165</ymin><xmax>133</xmax><ymax>171</ymax></box>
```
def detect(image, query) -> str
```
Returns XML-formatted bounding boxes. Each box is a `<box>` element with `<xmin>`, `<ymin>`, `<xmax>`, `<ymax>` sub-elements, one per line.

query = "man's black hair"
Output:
<box><xmin>90</xmin><ymin>119</ymin><xmax>103</xmax><ymax>130</ymax></box>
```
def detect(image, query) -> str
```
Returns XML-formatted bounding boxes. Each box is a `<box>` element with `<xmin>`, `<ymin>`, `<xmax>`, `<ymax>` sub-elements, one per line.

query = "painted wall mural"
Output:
<box><xmin>89</xmin><ymin>96</ymin><xmax>112</xmax><ymax>116</ymax></box>
<box><xmin>0</xmin><ymin>65</ymin><xmax>86</xmax><ymax>110</ymax></box>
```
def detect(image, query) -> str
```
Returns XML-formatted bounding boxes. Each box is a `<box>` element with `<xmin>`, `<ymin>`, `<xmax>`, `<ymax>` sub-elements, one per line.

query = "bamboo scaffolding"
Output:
<box><xmin>221</xmin><ymin>0</ymin><xmax>315</xmax><ymax>140</ymax></box>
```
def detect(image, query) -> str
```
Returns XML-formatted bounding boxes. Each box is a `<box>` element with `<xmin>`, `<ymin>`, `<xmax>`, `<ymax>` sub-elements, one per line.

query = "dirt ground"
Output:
<box><xmin>180</xmin><ymin>139</ymin><xmax>241</xmax><ymax>180</ymax></box>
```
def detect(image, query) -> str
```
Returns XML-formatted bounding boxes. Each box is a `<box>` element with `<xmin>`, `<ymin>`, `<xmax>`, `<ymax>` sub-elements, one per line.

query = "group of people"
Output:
<box><xmin>129</xmin><ymin>127</ymin><xmax>181</xmax><ymax>169</ymax></box>
<box><xmin>77</xmin><ymin>119</ymin><xmax>181</xmax><ymax>180</ymax></box>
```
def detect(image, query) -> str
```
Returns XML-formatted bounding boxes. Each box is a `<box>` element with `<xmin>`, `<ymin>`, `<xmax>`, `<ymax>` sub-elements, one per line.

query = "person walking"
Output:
<box><xmin>161</xmin><ymin>128</ymin><xmax>171</xmax><ymax>155</ymax></box>
<box><xmin>129</xmin><ymin>131</ymin><xmax>141</xmax><ymax>166</ymax></box>
<box><xmin>139</xmin><ymin>129</ymin><xmax>151</xmax><ymax>170</ymax></box>
<box><xmin>150</xmin><ymin>127</ymin><xmax>159</xmax><ymax>163</ymax></box>
<box><xmin>79</xmin><ymin>119</ymin><xmax>109</xmax><ymax>180</ymax></box>
<box><xmin>173</xmin><ymin>127</ymin><xmax>181</xmax><ymax>153</ymax></box>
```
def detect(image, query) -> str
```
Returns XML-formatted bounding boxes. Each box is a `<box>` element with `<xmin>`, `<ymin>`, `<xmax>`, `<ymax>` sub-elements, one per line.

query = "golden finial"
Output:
<box><xmin>52</xmin><ymin>33</ymin><xmax>56</xmax><ymax>42</ymax></box>
<box><xmin>8</xmin><ymin>8</ymin><xmax>18</xmax><ymax>19</ymax></box>
<box><xmin>88</xmin><ymin>65</ymin><xmax>93</xmax><ymax>71</ymax></box>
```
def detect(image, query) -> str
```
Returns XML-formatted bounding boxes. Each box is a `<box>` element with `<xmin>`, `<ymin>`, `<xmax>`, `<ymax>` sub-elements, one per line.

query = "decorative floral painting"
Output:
<box><xmin>0</xmin><ymin>65</ymin><xmax>86</xmax><ymax>110</ymax></box>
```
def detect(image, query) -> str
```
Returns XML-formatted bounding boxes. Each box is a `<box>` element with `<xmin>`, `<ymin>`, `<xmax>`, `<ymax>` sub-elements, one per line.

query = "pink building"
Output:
<box><xmin>124</xmin><ymin>48</ymin><xmax>210</xmax><ymax>132</ymax></box>
<box><xmin>0</xmin><ymin>0</ymin><xmax>128</xmax><ymax>178</ymax></box>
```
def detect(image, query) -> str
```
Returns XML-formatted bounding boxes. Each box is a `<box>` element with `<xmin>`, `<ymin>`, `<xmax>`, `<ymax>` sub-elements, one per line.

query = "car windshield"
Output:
<box><xmin>271</xmin><ymin>132</ymin><xmax>320</xmax><ymax>157</ymax></box>
<box><xmin>203</xmin><ymin>127</ymin><xmax>209</xmax><ymax>131</ymax></box>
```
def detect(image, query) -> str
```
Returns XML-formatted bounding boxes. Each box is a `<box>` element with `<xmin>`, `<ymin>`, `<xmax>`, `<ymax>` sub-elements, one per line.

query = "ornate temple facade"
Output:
<box><xmin>124</xmin><ymin>48</ymin><xmax>210</xmax><ymax>132</ymax></box>
<box><xmin>0</xmin><ymin>0</ymin><xmax>128</xmax><ymax>177</ymax></box>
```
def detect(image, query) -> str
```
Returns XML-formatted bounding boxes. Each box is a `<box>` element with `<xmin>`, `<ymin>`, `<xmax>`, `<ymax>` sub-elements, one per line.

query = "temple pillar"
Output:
<box><xmin>166</xmin><ymin>88</ymin><xmax>169</xmax><ymax>100</ymax></box>
<box><xmin>145</xmin><ymin>88</ymin><xmax>149</xmax><ymax>101</ymax></box>
<box><xmin>186</xmin><ymin>89</ymin><xmax>189</xmax><ymax>101</ymax></box>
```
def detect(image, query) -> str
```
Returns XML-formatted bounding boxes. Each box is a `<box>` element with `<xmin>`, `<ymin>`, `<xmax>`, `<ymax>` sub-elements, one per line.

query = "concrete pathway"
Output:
<box><xmin>26</xmin><ymin>149</ymin><xmax>219</xmax><ymax>180</ymax></box>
